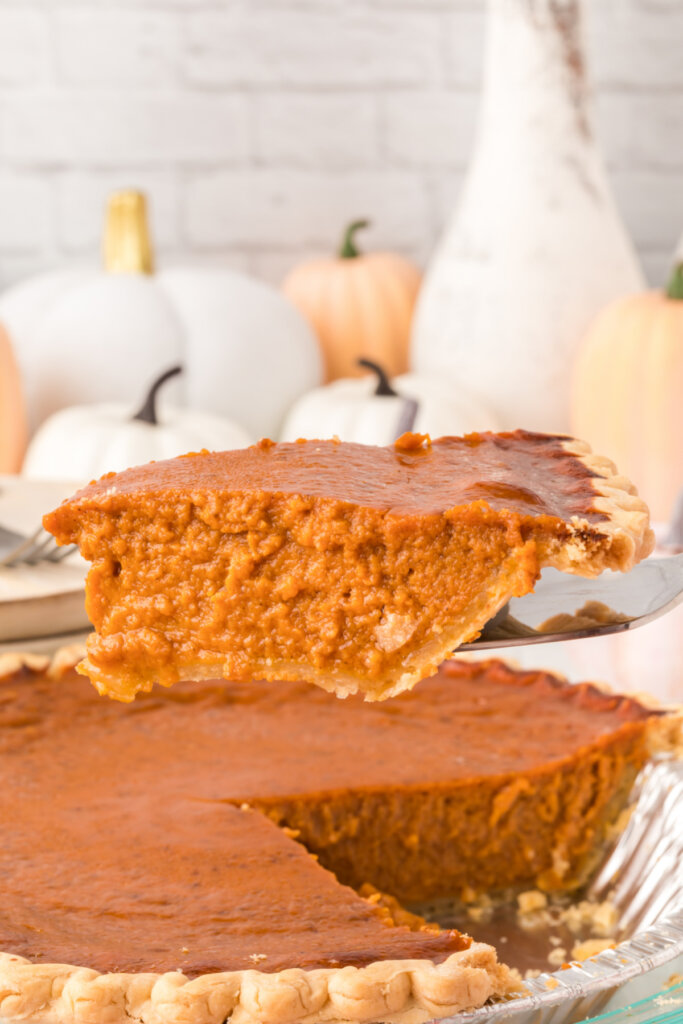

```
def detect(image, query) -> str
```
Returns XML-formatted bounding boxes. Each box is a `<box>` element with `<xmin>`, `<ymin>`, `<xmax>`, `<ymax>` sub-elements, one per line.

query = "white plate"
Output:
<box><xmin>0</xmin><ymin>476</ymin><xmax>89</xmax><ymax>642</ymax></box>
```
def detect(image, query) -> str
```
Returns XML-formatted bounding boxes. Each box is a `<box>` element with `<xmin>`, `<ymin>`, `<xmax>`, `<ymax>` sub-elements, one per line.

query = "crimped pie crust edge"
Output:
<box><xmin>555</xmin><ymin>437</ymin><xmax>655</xmax><ymax>575</ymax></box>
<box><xmin>0</xmin><ymin>944</ymin><xmax>515</xmax><ymax>1024</ymax></box>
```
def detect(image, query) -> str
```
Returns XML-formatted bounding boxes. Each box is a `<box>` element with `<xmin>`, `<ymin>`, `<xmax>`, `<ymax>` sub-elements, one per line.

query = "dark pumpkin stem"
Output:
<box><xmin>666</xmin><ymin>262</ymin><xmax>683</xmax><ymax>300</ymax></box>
<box><xmin>132</xmin><ymin>365</ymin><xmax>183</xmax><ymax>425</ymax></box>
<box><xmin>338</xmin><ymin>220</ymin><xmax>370</xmax><ymax>259</ymax></box>
<box><xmin>357</xmin><ymin>358</ymin><xmax>398</xmax><ymax>397</ymax></box>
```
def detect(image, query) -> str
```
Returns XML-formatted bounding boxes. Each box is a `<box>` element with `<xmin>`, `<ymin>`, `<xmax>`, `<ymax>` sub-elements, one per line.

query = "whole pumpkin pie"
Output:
<box><xmin>1</xmin><ymin>650</ymin><xmax>679</xmax><ymax>1024</ymax></box>
<box><xmin>44</xmin><ymin>431</ymin><xmax>653</xmax><ymax>702</ymax></box>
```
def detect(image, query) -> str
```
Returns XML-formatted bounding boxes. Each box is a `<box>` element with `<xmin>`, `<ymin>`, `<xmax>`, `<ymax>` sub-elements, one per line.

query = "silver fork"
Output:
<box><xmin>0</xmin><ymin>524</ymin><xmax>77</xmax><ymax>568</ymax></box>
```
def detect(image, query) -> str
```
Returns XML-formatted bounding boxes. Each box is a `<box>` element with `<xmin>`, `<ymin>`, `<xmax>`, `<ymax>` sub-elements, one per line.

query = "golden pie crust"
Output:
<box><xmin>44</xmin><ymin>432</ymin><xmax>654</xmax><ymax>703</ymax></box>
<box><xmin>0</xmin><ymin>945</ymin><xmax>513</xmax><ymax>1024</ymax></box>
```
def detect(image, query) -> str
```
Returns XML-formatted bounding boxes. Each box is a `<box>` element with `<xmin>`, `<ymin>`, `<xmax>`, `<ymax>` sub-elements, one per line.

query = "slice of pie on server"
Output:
<box><xmin>44</xmin><ymin>430</ymin><xmax>653</xmax><ymax>702</ymax></box>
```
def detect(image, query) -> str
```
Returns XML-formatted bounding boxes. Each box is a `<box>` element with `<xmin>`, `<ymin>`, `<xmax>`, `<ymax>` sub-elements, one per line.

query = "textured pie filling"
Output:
<box><xmin>0</xmin><ymin>793</ymin><xmax>468</xmax><ymax>976</ymax></box>
<box><xmin>0</xmin><ymin>659</ymin><xmax>658</xmax><ymax>974</ymax></box>
<box><xmin>43</xmin><ymin>431</ymin><xmax>626</xmax><ymax>703</ymax></box>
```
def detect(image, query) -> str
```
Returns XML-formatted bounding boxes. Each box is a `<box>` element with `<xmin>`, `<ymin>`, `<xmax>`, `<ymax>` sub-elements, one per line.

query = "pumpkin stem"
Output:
<box><xmin>104</xmin><ymin>190</ymin><xmax>154</xmax><ymax>275</ymax></box>
<box><xmin>357</xmin><ymin>358</ymin><xmax>398</xmax><ymax>397</ymax></box>
<box><xmin>666</xmin><ymin>262</ymin><xmax>683</xmax><ymax>301</ymax></box>
<box><xmin>132</xmin><ymin>365</ymin><xmax>182</xmax><ymax>426</ymax></box>
<box><xmin>339</xmin><ymin>220</ymin><xmax>370</xmax><ymax>259</ymax></box>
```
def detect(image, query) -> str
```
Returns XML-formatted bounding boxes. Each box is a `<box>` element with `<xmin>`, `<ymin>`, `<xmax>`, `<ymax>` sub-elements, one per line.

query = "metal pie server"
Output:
<box><xmin>459</xmin><ymin>552</ymin><xmax>683</xmax><ymax>651</ymax></box>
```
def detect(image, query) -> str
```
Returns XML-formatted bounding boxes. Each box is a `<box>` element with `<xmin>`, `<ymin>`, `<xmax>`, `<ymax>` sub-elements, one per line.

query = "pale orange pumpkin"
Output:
<box><xmin>282</xmin><ymin>220</ymin><xmax>421</xmax><ymax>382</ymax></box>
<box><xmin>571</xmin><ymin>260</ymin><xmax>683</xmax><ymax>522</ymax></box>
<box><xmin>0</xmin><ymin>322</ymin><xmax>27</xmax><ymax>473</ymax></box>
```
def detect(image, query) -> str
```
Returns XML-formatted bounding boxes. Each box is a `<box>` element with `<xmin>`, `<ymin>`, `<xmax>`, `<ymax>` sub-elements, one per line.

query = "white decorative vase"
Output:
<box><xmin>412</xmin><ymin>0</ymin><xmax>645</xmax><ymax>433</ymax></box>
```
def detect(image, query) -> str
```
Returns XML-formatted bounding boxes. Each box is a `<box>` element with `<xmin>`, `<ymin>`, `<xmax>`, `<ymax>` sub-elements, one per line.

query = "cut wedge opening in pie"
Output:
<box><xmin>1</xmin><ymin>652</ymin><xmax>680</xmax><ymax>1024</ymax></box>
<box><xmin>44</xmin><ymin>430</ymin><xmax>654</xmax><ymax>702</ymax></box>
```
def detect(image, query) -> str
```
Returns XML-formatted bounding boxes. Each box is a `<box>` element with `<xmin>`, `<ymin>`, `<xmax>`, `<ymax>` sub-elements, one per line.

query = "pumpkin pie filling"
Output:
<box><xmin>44</xmin><ymin>431</ymin><xmax>653</xmax><ymax>702</ymax></box>
<box><xmin>1</xmin><ymin>792</ymin><xmax>471</xmax><ymax>976</ymax></box>
<box><xmin>1</xmin><ymin>656</ymin><xmax>675</xmax><ymax>982</ymax></box>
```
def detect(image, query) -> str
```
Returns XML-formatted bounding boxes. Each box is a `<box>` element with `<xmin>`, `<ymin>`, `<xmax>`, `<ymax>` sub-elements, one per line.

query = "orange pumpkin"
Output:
<box><xmin>0</xmin><ymin>323</ymin><xmax>27</xmax><ymax>473</ymax></box>
<box><xmin>571</xmin><ymin>260</ymin><xmax>683</xmax><ymax>522</ymax></box>
<box><xmin>282</xmin><ymin>220</ymin><xmax>421</xmax><ymax>382</ymax></box>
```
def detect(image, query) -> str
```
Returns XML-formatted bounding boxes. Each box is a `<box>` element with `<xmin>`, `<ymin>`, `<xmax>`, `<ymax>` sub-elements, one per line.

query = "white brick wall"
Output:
<box><xmin>0</xmin><ymin>0</ymin><xmax>682</xmax><ymax>290</ymax></box>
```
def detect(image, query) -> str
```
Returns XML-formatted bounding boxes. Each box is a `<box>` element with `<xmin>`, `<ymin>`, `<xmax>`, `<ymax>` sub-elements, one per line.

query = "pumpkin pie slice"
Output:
<box><xmin>44</xmin><ymin>430</ymin><xmax>654</xmax><ymax>702</ymax></box>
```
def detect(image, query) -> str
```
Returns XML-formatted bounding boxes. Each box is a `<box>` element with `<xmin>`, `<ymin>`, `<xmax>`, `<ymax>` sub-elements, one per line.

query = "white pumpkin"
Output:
<box><xmin>280</xmin><ymin>359</ymin><xmax>499</xmax><ymax>445</ymax></box>
<box><xmin>23</xmin><ymin>365</ymin><xmax>253</xmax><ymax>482</ymax></box>
<box><xmin>0</xmin><ymin>191</ymin><xmax>322</xmax><ymax>438</ymax></box>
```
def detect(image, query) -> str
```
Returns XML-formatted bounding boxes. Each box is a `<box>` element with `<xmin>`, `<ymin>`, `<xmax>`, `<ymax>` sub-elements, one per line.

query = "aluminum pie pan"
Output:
<box><xmin>436</xmin><ymin>757</ymin><xmax>683</xmax><ymax>1024</ymax></box>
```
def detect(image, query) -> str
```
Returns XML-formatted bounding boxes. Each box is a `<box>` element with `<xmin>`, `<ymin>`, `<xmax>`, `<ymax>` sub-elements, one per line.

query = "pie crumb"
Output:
<box><xmin>463</xmin><ymin>890</ymin><xmax>493</xmax><ymax>924</ymax></box>
<box><xmin>547</xmin><ymin>947</ymin><xmax>568</xmax><ymax>967</ymax></box>
<box><xmin>516</xmin><ymin>889</ymin><xmax>551</xmax><ymax>931</ymax></box>
<box><xmin>249</xmin><ymin>953</ymin><xmax>268</xmax><ymax>963</ymax></box>
<box><xmin>466</xmin><ymin>904</ymin><xmax>492</xmax><ymax>924</ymax></box>
<box><xmin>551</xmin><ymin>849</ymin><xmax>570</xmax><ymax>879</ymax></box>
<box><xmin>606</xmin><ymin>805</ymin><xmax>634</xmax><ymax>841</ymax></box>
<box><xmin>571</xmin><ymin>938</ymin><xmax>615</xmax><ymax>961</ymax></box>
<box><xmin>562</xmin><ymin>899</ymin><xmax>618</xmax><ymax>937</ymax></box>
<box><xmin>517</xmin><ymin>890</ymin><xmax>548</xmax><ymax>914</ymax></box>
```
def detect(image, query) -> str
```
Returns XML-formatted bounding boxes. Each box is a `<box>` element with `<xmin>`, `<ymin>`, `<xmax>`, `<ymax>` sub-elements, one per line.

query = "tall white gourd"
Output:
<box><xmin>412</xmin><ymin>0</ymin><xmax>645</xmax><ymax>433</ymax></box>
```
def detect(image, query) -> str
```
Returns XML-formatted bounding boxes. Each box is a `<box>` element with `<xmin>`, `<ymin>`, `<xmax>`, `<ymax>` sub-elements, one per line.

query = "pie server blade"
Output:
<box><xmin>458</xmin><ymin>554</ymin><xmax>683</xmax><ymax>651</ymax></box>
